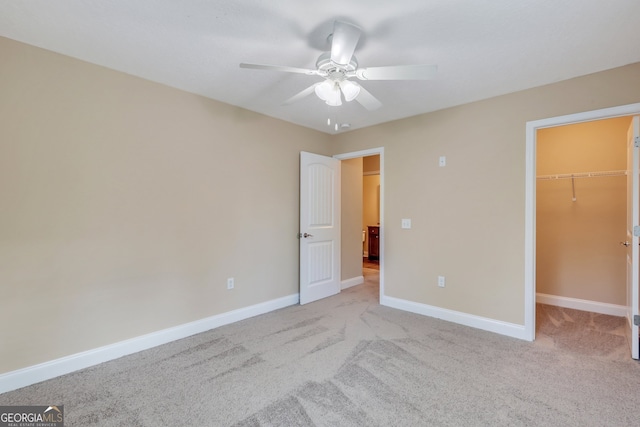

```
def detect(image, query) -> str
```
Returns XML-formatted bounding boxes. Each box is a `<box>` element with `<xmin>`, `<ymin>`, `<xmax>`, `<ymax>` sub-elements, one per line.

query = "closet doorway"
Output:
<box><xmin>535</xmin><ymin>117</ymin><xmax>630</xmax><ymax>357</ymax></box>
<box><xmin>523</xmin><ymin>103</ymin><xmax>640</xmax><ymax>359</ymax></box>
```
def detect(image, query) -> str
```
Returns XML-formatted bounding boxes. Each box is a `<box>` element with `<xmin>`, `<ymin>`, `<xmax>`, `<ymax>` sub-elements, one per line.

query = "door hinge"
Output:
<box><xmin>634</xmin><ymin>226</ymin><xmax>640</xmax><ymax>237</ymax></box>
<box><xmin>634</xmin><ymin>315</ymin><xmax>640</xmax><ymax>326</ymax></box>
<box><xmin>635</xmin><ymin>136</ymin><xmax>640</xmax><ymax>148</ymax></box>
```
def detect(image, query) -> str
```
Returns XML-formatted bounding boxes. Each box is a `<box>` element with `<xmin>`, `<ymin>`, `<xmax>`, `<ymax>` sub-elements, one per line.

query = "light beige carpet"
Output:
<box><xmin>536</xmin><ymin>302</ymin><xmax>630</xmax><ymax>360</ymax></box>
<box><xmin>2</xmin><ymin>269</ymin><xmax>640</xmax><ymax>426</ymax></box>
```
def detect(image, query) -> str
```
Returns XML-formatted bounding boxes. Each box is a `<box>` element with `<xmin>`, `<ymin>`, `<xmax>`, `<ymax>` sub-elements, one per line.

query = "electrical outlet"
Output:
<box><xmin>401</xmin><ymin>218</ymin><xmax>412</xmax><ymax>229</ymax></box>
<box><xmin>438</xmin><ymin>276</ymin><xmax>445</xmax><ymax>288</ymax></box>
<box><xmin>227</xmin><ymin>277</ymin><xmax>234</xmax><ymax>290</ymax></box>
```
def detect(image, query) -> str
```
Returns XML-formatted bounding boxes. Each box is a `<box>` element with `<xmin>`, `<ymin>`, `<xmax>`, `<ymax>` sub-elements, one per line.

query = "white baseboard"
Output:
<box><xmin>536</xmin><ymin>293</ymin><xmax>626</xmax><ymax>317</ymax></box>
<box><xmin>0</xmin><ymin>293</ymin><xmax>299</xmax><ymax>394</ymax></box>
<box><xmin>380</xmin><ymin>295</ymin><xmax>528</xmax><ymax>340</ymax></box>
<box><xmin>341</xmin><ymin>275</ymin><xmax>364</xmax><ymax>290</ymax></box>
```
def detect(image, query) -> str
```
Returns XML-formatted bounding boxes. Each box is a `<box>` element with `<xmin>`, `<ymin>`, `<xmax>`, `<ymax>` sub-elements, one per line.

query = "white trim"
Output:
<box><xmin>341</xmin><ymin>275</ymin><xmax>364</xmax><ymax>290</ymax></box>
<box><xmin>536</xmin><ymin>293</ymin><xmax>627</xmax><ymax>317</ymax></box>
<box><xmin>381</xmin><ymin>295</ymin><xmax>528</xmax><ymax>340</ymax></box>
<box><xmin>334</xmin><ymin>147</ymin><xmax>383</xmax><ymax>159</ymax></box>
<box><xmin>335</xmin><ymin>147</ymin><xmax>385</xmax><ymax>305</ymax></box>
<box><xmin>525</xmin><ymin>103</ymin><xmax>640</xmax><ymax>343</ymax></box>
<box><xmin>0</xmin><ymin>293</ymin><xmax>299</xmax><ymax>394</ymax></box>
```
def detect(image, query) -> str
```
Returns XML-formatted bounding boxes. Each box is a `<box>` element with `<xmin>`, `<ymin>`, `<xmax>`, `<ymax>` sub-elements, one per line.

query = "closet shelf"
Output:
<box><xmin>536</xmin><ymin>170</ymin><xmax>627</xmax><ymax>180</ymax></box>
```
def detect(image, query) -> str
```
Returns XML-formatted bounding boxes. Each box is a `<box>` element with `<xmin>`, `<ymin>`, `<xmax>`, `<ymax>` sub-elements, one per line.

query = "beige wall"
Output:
<box><xmin>334</xmin><ymin>62</ymin><xmax>640</xmax><ymax>325</ymax></box>
<box><xmin>3</xmin><ymin>33</ymin><xmax>640</xmax><ymax>376</ymax></box>
<box><xmin>0</xmin><ymin>37</ymin><xmax>331</xmax><ymax>374</ymax></box>
<box><xmin>341</xmin><ymin>158</ymin><xmax>363</xmax><ymax>280</ymax></box>
<box><xmin>536</xmin><ymin>117</ymin><xmax>630</xmax><ymax>305</ymax></box>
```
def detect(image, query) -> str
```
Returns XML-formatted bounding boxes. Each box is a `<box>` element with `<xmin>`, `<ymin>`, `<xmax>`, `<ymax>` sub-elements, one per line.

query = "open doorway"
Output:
<box><xmin>362</xmin><ymin>155</ymin><xmax>380</xmax><ymax>297</ymax></box>
<box><xmin>525</xmin><ymin>103</ymin><xmax>640</xmax><ymax>359</ymax></box>
<box><xmin>362</xmin><ymin>154</ymin><xmax>380</xmax><ymax>266</ymax></box>
<box><xmin>535</xmin><ymin>117</ymin><xmax>630</xmax><ymax>358</ymax></box>
<box><xmin>335</xmin><ymin>148</ymin><xmax>384</xmax><ymax>303</ymax></box>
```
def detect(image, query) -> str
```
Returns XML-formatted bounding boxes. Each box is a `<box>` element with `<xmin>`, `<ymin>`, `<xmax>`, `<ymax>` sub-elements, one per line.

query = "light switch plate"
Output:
<box><xmin>401</xmin><ymin>218</ymin><xmax>411</xmax><ymax>229</ymax></box>
<box><xmin>439</xmin><ymin>156</ymin><xmax>446</xmax><ymax>167</ymax></box>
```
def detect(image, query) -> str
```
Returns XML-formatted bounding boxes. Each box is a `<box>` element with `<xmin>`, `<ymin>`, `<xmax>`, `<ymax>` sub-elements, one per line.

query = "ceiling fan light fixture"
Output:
<box><xmin>339</xmin><ymin>80</ymin><xmax>360</xmax><ymax>102</ymax></box>
<box><xmin>325</xmin><ymin>89</ymin><xmax>342</xmax><ymax>106</ymax></box>
<box><xmin>315</xmin><ymin>80</ymin><xmax>342</xmax><ymax>106</ymax></box>
<box><xmin>314</xmin><ymin>80</ymin><xmax>332</xmax><ymax>101</ymax></box>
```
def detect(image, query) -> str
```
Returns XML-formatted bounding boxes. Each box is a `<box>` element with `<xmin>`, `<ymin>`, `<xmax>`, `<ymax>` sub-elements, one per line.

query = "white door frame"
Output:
<box><xmin>524</xmin><ymin>103</ymin><xmax>640</xmax><ymax>341</ymax></box>
<box><xmin>626</xmin><ymin>116</ymin><xmax>640</xmax><ymax>359</ymax></box>
<box><xmin>334</xmin><ymin>147</ymin><xmax>385</xmax><ymax>303</ymax></box>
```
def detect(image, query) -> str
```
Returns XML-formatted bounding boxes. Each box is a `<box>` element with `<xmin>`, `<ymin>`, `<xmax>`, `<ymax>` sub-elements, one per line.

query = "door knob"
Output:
<box><xmin>620</xmin><ymin>241</ymin><xmax>630</xmax><ymax>247</ymax></box>
<box><xmin>303</xmin><ymin>233</ymin><xmax>313</xmax><ymax>238</ymax></box>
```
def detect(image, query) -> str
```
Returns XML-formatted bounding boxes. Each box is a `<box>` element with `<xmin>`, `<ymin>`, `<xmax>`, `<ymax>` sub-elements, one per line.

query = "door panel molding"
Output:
<box><xmin>299</xmin><ymin>152</ymin><xmax>341</xmax><ymax>305</ymax></box>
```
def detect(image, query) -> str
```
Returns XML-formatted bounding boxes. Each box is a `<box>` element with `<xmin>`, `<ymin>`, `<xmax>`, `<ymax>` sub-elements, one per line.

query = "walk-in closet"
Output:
<box><xmin>536</xmin><ymin>116</ymin><xmax>632</xmax><ymax>314</ymax></box>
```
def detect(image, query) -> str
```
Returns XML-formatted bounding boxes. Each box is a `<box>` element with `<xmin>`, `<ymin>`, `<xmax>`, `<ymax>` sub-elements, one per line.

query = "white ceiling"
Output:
<box><xmin>2</xmin><ymin>1</ymin><xmax>640</xmax><ymax>134</ymax></box>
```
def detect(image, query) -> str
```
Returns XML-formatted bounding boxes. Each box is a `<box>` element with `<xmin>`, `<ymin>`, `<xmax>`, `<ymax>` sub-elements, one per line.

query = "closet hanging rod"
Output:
<box><xmin>536</xmin><ymin>169</ymin><xmax>627</xmax><ymax>180</ymax></box>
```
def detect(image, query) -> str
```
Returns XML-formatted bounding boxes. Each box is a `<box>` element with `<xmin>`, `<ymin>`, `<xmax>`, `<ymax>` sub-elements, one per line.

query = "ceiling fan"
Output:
<box><xmin>239</xmin><ymin>20</ymin><xmax>437</xmax><ymax>111</ymax></box>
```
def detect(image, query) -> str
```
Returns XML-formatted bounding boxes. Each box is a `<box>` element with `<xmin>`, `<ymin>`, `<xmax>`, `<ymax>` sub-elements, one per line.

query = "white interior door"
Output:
<box><xmin>626</xmin><ymin>116</ymin><xmax>639</xmax><ymax>360</ymax></box>
<box><xmin>299</xmin><ymin>151</ymin><xmax>341</xmax><ymax>305</ymax></box>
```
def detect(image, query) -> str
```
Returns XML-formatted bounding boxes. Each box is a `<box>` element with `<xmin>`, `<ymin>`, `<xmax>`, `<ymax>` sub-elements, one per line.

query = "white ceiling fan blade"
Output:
<box><xmin>240</xmin><ymin>63</ymin><xmax>319</xmax><ymax>76</ymax></box>
<box><xmin>356</xmin><ymin>64</ymin><xmax>437</xmax><ymax>81</ymax></box>
<box><xmin>330</xmin><ymin>21</ymin><xmax>362</xmax><ymax>66</ymax></box>
<box><xmin>354</xmin><ymin>83</ymin><xmax>382</xmax><ymax>111</ymax></box>
<box><xmin>282</xmin><ymin>83</ymin><xmax>320</xmax><ymax>105</ymax></box>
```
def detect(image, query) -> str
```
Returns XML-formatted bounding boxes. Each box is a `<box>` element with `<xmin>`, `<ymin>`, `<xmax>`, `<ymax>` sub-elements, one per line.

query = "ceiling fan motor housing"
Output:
<box><xmin>316</xmin><ymin>52</ymin><xmax>358</xmax><ymax>82</ymax></box>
